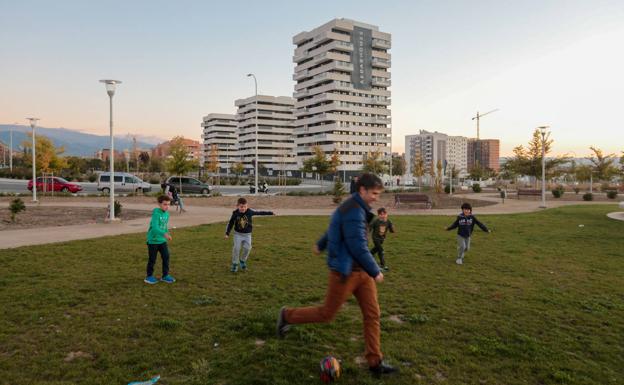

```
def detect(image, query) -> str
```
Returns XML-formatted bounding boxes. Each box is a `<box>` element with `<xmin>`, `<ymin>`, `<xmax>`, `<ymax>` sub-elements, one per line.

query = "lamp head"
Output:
<box><xmin>99</xmin><ymin>79</ymin><xmax>122</xmax><ymax>96</ymax></box>
<box><xmin>25</xmin><ymin>117</ymin><xmax>40</xmax><ymax>129</ymax></box>
<box><xmin>538</xmin><ymin>125</ymin><xmax>550</xmax><ymax>134</ymax></box>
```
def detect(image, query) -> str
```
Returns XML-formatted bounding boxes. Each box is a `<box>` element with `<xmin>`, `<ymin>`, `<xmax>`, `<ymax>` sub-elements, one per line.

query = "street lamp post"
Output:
<box><xmin>538</xmin><ymin>125</ymin><xmax>550</xmax><ymax>208</ymax></box>
<box><xmin>26</xmin><ymin>118</ymin><xmax>39</xmax><ymax>202</ymax></box>
<box><xmin>9</xmin><ymin>123</ymin><xmax>15</xmax><ymax>172</ymax></box>
<box><xmin>246</xmin><ymin>73</ymin><xmax>259</xmax><ymax>195</ymax></box>
<box><xmin>99</xmin><ymin>79</ymin><xmax>122</xmax><ymax>221</ymax></box>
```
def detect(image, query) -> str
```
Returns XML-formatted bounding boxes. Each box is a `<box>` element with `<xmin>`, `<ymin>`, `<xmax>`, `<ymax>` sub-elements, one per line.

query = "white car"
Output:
<box><xmin>97</xmin><ymin>172</ymin><xmax>152</xmax><ymax>193</ymax></box>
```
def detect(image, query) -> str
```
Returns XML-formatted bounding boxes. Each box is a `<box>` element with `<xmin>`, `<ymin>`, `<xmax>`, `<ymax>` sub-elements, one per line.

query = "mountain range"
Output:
<box><xmin>0</xmin><ymin>125</ymin><xmax>164</xmax><ymax>157</ymax></box>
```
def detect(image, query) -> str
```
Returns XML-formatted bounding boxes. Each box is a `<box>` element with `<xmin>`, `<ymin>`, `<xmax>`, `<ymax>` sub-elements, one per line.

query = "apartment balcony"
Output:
<box><xmin>372</xmin><ymin>57</ymin><xmax>391</xmax><ymax>68</ymax></box>
<box><xmin>372</xmin><ymin>78</ymin><xmax>391</xmax><ymax>87</ymax></box>
<box><xmin>372</xmin><ymin>38</ymin><xmax>391</xmax><ymax>49</ymax></box>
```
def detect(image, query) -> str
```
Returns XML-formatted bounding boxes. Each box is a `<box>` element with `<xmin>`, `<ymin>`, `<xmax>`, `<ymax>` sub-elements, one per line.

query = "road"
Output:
<box><xmin>0</xmin><ymin>178</ymin><xmax>326</xmax><ymax>196</ymax></box>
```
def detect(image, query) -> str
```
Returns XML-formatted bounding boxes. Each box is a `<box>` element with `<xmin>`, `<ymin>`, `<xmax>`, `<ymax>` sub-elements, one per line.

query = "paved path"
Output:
<box><xmin>607</xmin><ymin>212</ymin><xmax>624</xmax><ymax>221</ymax></box>
<box><xmin>0</xmin><ymin>195</ymin><xmax>619</xmax><ymax>250</ymax></box>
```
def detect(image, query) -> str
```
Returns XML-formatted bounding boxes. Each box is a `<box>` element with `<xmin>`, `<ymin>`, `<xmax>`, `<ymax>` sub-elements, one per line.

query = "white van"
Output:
<box><xmin>97</xmin><ymin>172</ymin><xmax>152</xmax><ymax>193</ymax></box>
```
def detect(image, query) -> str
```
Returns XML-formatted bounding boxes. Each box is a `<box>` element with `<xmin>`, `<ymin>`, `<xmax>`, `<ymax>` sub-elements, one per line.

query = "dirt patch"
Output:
<box><xmin>0</xmin><ymin>206</ymin><xmax>150</xmax><ymax>231</ymax></box>
<box><xmin>0</xmin><ymin>192</ymin><xmax>495</xmax><ymax>211</ymax></box>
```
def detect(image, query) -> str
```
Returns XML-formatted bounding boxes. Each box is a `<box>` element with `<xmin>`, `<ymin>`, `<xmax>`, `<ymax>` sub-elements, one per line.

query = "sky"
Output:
<box><xmin>1</xmin><ymin>0</ymin><xmax>623</xmax><ymax>156</ymax></box>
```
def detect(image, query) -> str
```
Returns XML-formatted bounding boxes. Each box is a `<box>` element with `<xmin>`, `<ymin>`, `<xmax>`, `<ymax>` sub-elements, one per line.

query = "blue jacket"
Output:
<box><xmin>316</xmin><ymin>193</ymin><xmax>381</xmax><ymax>278</ymax></box>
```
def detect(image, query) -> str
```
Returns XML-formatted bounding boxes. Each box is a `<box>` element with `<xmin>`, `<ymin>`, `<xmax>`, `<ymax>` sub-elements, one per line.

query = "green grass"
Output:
<box><xmin>1</xmin><ymin>205</ymin><xmax>623</xmax><ymax>384</ymax></box>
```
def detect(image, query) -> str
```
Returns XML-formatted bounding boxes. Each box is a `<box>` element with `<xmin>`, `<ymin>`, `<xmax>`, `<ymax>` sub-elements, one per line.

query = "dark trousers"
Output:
<box><xmin>370</xmin><ymin>239</ymin><xmax>386</xmax><ymax>266</ymax></box>
<box><xmin>146</xmin><ymin>242</ymin><xmax>170</xmax><ymax>277</ymax></box>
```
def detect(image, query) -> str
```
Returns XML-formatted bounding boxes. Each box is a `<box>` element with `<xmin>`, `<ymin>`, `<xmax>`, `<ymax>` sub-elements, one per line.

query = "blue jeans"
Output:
<box><xmin>147</xmin><ymin>242</ymin><xmax>170</xmax><ymax>277</ymax></box>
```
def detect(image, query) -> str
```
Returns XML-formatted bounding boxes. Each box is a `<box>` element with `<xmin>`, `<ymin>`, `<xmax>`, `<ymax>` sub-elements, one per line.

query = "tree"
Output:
<box><xmin>9</xmin><ymin>198</ymin><xmax>26</xmax><ymax>222</ymax></box>
<box><xmin>22</xmin><ymin>133</ymin><xmax>67</xmax><ymax>174</ymax></box>
<box><xmin>138</xmin><ymin>151</ymin><xmax>150</xmax><ymax>172</ymax></box>
<box><xmin>302</xmin><ymin>146</ymin><xmax>331</xmax><ymax>191</ymax></box>
<box><xmin>149</xmin><ymin>157</ymin><xmax>164</xmax><ymax>173</ymax></box>
<box><xmin>412</xmin><ymin>154</ymin><xmax>425</xmax><ymax>190</ymax></box>
<box><xmin>231</xmin><ymin>162</ymin><xmax>245</xmax><ymax>177</ymax></box>
<box><xmin>575</xmin><ymin>164</ymin><xmax>592</xmax><ymax>183</ymax></box>
<box><xmin>329</xmin><ymin>149</ymin><xmax>341</xmax><ymax>177</ymax></box>
<box><xmin>206</xmin><ymin>144</ymin><xmax>220</xmax><ymax>186</ymax></box>
<box><xmin>587</xmin><ymin>146</ymin><xmax>618</xmax><ymax>181</ymax></box>
<box><xmin>434</xmin><ymin>159</ymin><xmax>443</xmax><ymax>193</ymax></box>
<box><xmin>468</xmin><ymin>163</ymin><xmax>486</xmax><ymax>180</ymax></box>
<box><xmin>392</xmin><ymin>155</ymin><xmax>406</xmax><ymax>177</ymax></box>
<box><xmin>362</xmin><ymin>149</ymin><xmax>387</xmax><ymax>175</ymax></box>
<box><xmin>331</xmin><ymin>177</ymin><xmax>346</xmax><ymax>204</ymax></box>
<box><xmin>166</xmin><ymin>136</ymin><xmax>199</xmax><ymax>192</ymax></box>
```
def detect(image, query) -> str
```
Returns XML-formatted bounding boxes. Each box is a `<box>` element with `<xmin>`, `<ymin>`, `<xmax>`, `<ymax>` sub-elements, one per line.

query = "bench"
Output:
<box><xmin>517</xmin><ymin>189</ymin><xmax>541</xmax><ymax>199</ymax></box>
<box><xmin>394</xmin><ymin>193</ymin><xmax>432</xmax><ymax>209</ymax></box>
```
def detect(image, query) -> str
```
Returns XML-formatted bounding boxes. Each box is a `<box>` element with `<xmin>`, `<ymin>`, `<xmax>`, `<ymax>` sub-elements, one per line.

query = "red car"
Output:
<box><xmin>27</xmin><ymin>177</ymin><xmax>83</xmax><ymax>193</ymax></box>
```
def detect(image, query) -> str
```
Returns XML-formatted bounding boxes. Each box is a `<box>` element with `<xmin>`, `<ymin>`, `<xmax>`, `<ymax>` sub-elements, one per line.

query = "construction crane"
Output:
<box><xmin>471</xmin><ymin>109</ymin><xmax>499</xmax><ymax>140</ymax></box>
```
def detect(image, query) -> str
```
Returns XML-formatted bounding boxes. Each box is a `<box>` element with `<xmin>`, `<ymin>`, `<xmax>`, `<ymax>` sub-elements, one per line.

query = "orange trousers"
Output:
<box><xmin>284</xmin><ymin>270</ymin><xmax>382</xmax><ymax>367</ymax></box>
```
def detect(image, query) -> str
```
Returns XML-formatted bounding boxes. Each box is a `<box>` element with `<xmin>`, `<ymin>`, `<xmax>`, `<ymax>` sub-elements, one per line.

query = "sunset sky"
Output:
<box><xmin>1</xmin><ymin>0</ymin><xmax>623</xmax><ymax>156</ymax></box>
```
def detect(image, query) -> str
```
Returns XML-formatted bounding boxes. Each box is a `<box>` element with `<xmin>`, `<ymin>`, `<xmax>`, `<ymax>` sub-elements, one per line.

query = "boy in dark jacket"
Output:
<box><xmin>370</xmin><ymin>207</ymin><xmax>395</xmax><ymax>271</ymax></box>
<box><xmin>446</xmin><ymin>202</ymin><xmax>490</xmax><ymax>265</ymax></box>
<box><xmin>224</xmin><ymin>197</ymin><xmax>274</xmax><ymax>272</ymax></box>
<box><xmin>277</xmin><ymin>173</ymin><xmax>398</xmax><ymax>377</ymax></box>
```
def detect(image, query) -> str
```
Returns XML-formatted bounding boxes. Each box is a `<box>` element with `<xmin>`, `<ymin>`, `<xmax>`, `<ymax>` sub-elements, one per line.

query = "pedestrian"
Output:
<box><xmin>349</xmin><ymin>176</ymin><xmax>359</xmax><ymax>194</ymax></box>
<box><xmin>277</xmin><ymin>173</ymin><xmax>398</xmax><ymax>377</ymax></box>
<box><xmin>224</xmin><ymin>197</ymin><xmax>275</xmax><ymax>272</ymax></box>
<box><xmin>370</xmin><ymin>207</ymin><xmax>395</xmax><ymax>271</ymax></box>
<box><xmin>445</xmin><ymin>202</ymin><xmax>491</xmax><ymax>265</ymax></box>
<box><xmin>144</xmin><ymin>195</ymin><xmax>176</xmax><ymax>284</ymax></box>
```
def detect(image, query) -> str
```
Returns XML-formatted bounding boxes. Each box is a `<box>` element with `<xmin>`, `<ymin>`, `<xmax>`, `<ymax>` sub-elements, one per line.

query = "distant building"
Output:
<box><xmin>201</xmin><ymin>113</ymin><xmax>238</xmax><ymax>173</ymax></box>
<box><xmin>446</xmin><ymin>135</ymin><xmax>468</xmax><ymax>177</ymax></box>
<box><xmin>468</xmin><ymin>139</ymin><xmax>500</xmax><ymax>171</ymax></box>
<box><xmin>95</xmin><ymin>148</ymin><xmax>124</xmax><ymax>162</ymax></box>
<box><xmin>152</xmin><ymin>138</ymin><xmax>202</xmax><ymax>161</ymax></box>
<box><xmin>405</xmin><ymin>130</ymin><xmax>447</xmax><ymax>176</ymax></box>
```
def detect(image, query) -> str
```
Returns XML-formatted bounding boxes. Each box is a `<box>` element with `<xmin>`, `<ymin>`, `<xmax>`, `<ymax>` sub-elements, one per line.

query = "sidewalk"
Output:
<box><xmin>0</xmin><ymin>195</ymin><xmax>618</xmax><ymax>250</ymax></box>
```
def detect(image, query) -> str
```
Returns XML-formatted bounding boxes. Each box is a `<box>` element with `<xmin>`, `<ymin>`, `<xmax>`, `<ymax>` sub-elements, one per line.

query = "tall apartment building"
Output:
<box><xmin>468</xmin><ymin>139</ymin><xmax>500</xmax><ymax>171</ymax></box>
<box><xmin>235</xmin><ymin>95</ymin><xmax>297</xmax><ymax>176</ymax></box>
<box><xmin>446</xmin><ymin>135</ymin><xmax>468</xmax><ymax>176</ymax></box>
<box><xmin>292</xmin><ymin>19</ymin><xmax>391</xmax><ymax>177</ymax></box>
<box><xmin>201</xmin><ymin>113</ymin><xmax>237</xmax><ymax>172</ymax></box>
<box><xmin>405</xmin><ymin>130</ymin><xmax>448</xmax><ymax>176</ymax></box>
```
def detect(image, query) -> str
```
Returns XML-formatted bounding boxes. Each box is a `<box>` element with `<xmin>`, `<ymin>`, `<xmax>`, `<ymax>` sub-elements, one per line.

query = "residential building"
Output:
<box><xmin>292</xmin><ymin>18</ymin><xmax>391</xmax><ymax>177</ymax></box>
<box><xmin>201</xmin><ymin>113</ymin><xmax>237</xmax><ymax>173</ymax></box>
<box><xmin>152</xmin><ymin>138</ymin><xmax>202</xmax><ymax>161</ymax></box>
<box><xmin>95</xmin><ymin>148</ymin><xmax>124</xmax><ymax>162</ymax></box>
<box><xmin>468</xmin><ymin>139</ymin><xmax>500</xmax><ymax>171</ymax></box>
<box><xmin>405</xmin><ymin>130</ymin><xmax>447</xmax><ymax>176</ymax></box>
<box><xmin>235</xmin><ymin>95</ymin><xmax>297</xmax><ymax>176</ymax></box>
<box><xmin>446</xmin><ymin>135</ymin><xmax>468</xmax><ymax>176</ymax></box>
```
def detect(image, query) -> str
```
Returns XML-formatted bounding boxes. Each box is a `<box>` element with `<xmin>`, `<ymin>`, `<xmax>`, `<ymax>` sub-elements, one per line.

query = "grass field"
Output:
<box><xmin>1</xmin><ymin>205</ymin><xmax>623</xmax><ymax>385</ymax></box>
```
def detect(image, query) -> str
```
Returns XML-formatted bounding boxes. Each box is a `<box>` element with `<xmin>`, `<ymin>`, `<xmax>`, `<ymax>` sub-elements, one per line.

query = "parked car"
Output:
<box><xmin>27</xmin><ymin>177</ymin><xmax>83</xmax><ymax>193</ymax></box>
<box><xmin>166</xmin><ymin>176</ymin><xmax>210</xmax><ymax>195</ymax></box>
<box><xmin>97</xmin><ymin>172</ymin><xmax>152</xmax><ymax>194</ymax></box>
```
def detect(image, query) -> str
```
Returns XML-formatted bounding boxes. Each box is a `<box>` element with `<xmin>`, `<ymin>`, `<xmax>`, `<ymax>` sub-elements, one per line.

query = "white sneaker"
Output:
<box><xmin>456</xmin><ymin>258</ymin><xmax>463</xmax><ymax>265</ymax></box>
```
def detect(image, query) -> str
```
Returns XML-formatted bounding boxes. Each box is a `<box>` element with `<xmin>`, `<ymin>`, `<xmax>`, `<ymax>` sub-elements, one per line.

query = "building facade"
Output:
<box><xmin>152</xmin><ymin>138</ymin><xmax>202</xmax><ymax>161</ymax></box>
<box><xmin>446</xmin><ymin>135</ymin><xmax>468</xmax><ymax>177</ymax></box>
<box><xmin>235</xmin><ymin>95</ymin><xmax>297</xmax><ymax>176</ymax></box>
<box><xmin>201</xmin><ymin>113</ymin><xmax>237</xmax><ymax>173</ymax></box>
<box><xmin>292</xmin><ymin>18</ymin><xmax>391</xmax><ymax>177</ymax></box>
<box><xmin>468</xmin><ymin>139</ymin><xmax>500</xmax><ymax>171</ymax></box>
<box><xmin>405</xmin><ymin>130</ymin><xmax>448</xmax><ymax>177</ymax></box>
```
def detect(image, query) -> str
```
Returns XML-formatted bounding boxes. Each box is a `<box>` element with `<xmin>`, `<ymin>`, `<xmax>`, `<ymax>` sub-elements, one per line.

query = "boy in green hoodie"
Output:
<box><xmin>145</xmin><ymin>195</ymin><xmax>175</xmax><ymax>284</ymax></box>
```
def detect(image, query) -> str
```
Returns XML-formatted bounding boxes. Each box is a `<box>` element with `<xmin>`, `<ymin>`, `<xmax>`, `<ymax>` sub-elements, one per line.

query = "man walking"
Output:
<box><xmin>277</xmin><ymin>173</ymin><xmax>398</xmax><ymax>377</ymax></box>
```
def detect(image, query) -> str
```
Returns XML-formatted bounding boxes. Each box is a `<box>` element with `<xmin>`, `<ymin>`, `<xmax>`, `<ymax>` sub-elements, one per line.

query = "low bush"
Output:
<box><xmin>582</xmin><ymin>193</ymin><xmax>593</xmax><ymax>201</ymax></box>
<box><xmin>606</xmin><ymin>190</ymin><xmax>618</xmax><ymax>199</ymax></box>
<box><xmin>573</xmin><ymin>187</ymin><xmax>580</xmax><ymax>194</ymax></box>
<box><xmin>551</xmin><ymin>186</ymin><xmax>564</xmax><ymax>198</ymax></box>
<box><xmin>472</xmin><ymin>183</ymin><xmax>482</xmax><ymax>193</ymax></box>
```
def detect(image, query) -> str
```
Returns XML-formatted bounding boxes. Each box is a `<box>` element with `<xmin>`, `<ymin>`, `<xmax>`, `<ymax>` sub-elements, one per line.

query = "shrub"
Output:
<box><xmin>472</xmin><ymin>183</ymin><xmax>482</xmax><ymax>193</ymax></box>
<box><xmin>444</xmin><ymin>185</ymin><xmax>455</xmax><ymax>194</ymax></box>
<box><xmin>573</xmin><ymin>187</ymin><xmax>580</xmax><ymax>194</ymax></box>
<box><xmin>606</xmin><ymin>190</ymin><xmax>618</xmax><ymax>199</ymax></box>
<box><xmin>211</xmin><ymin>191</ymin><xmax>222</xmax><ymax>197</ymax></box>
<box><xmin>87</xmin><ymin>173</ymin><xmax>97</xmax><ymax>182</ymax></box>
<box><xmin>582</xmin><ymin>193</ymin><xmax>593</xmax><ymax>201</ymax></box>
<box><xmin>9</xmin><ymin>198</ymin><xmax>26</xmax><ymax>222</ymax></box>
<box><xmin>332</xmin><ymin>178</ymin><xmax>346</xmax><ymax>204</ymax></box>
<box><xmin>551</xmin><ymin>186</ymin><xmax>564</xmax><ymax>198</ymax></box>
<box><xmin>114</xmin><ymin>200</ymin><xmax>122</xmax><ymax>218</ymax></box>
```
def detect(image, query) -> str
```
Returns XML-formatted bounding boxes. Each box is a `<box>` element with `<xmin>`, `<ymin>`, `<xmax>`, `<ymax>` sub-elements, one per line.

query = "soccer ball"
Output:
<box><xmin>319</xmin><ymin>356</ymin><xmax>341</xmax><ymax>383</ymax></box>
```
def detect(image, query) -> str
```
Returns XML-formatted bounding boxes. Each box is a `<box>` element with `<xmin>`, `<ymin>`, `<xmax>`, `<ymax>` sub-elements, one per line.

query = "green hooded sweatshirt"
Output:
<box><xmin>147</xmin><ymin>208</ymin><xmax>170</xmax><ymax>244</ymax></box>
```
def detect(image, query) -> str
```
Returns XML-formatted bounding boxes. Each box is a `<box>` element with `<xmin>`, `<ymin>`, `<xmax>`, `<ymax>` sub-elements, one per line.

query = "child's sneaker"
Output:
<box><xmin>240</xmin><ymin>260</ymin><xmax>247</xmax><ymax>271</ymax></box>
<box><xmin>144</xmin><ymin>276</ymin><xmax>158</xmax><ymax>284</ymax></box>
<box><xmin>230</xmin><ymin>263</ymin><xmax>239</xmax><ymax>273</ymax></box>
<box><xmin>456</xmin><ymin>258</ymin><xmax>463</xmax><ymax>265</ymax></box>
<box><xmin>161</xmin><ymin>274</ymin><xmax>176</xmax><ymax>283</ymax></box>
<box><xmin>383</xmin><ymin>265</ymin><xmax>390</xmax><ymax>271</ymax></box>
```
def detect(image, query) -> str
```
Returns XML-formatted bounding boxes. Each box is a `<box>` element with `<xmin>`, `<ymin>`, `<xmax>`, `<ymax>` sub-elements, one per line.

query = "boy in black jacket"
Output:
<box><xmin>446</xmin><ymin>202</ymin><xmax>490</xmax><ymax>265</ymax></box>
<box><xmin>370</xmin><ymin>207</ymin><xmax>395</xmax><ymax>271</ymax></box>
<box><xmin>224</xmin><ymin>197</ymin><xmax>274</xmax><ymax>272</ymax></box>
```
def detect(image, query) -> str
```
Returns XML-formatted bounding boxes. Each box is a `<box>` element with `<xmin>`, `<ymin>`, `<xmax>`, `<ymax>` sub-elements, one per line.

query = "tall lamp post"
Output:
<box><xmin>99</xmin><ymin>79</ymin><xmax>122</xmax><ymax>221</ymax></box>
<box><xmin>9</xmin><ymin>122</ymin><xmax>17</xmax><ymax>172</ymax></box>
<box><xmin>246</xmin><ymin>73</ymin><xmax>259</xmax><ymax>195</ymax></box>
<box><xmin>538</xmin><ymin>125</ymin><xmax>550</xmax><ymax>208</ymax></box>
<box><xmin>25</xmin><ymin>118</ymin><xmax>39</xmax><ymax>202</ymax></box>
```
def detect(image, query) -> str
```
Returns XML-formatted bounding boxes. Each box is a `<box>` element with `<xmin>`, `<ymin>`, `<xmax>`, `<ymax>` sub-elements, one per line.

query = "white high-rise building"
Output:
<box><xmin>405</xmin><ymin>130</ymin><xmax>448</xmax><ymax>176</ymax></box>
<box><xmin>292</xmin><ymin>19</ymin><xmax>391</xmax><ymax>177</ymax></box>
<box><xmin>235</xmin><ymin>95</ymin><xmax>297</xmax><ymax>176</ymax></box>
<box><xmin>201</xmin><ymin>113</ymin><xmax>237</xmax><ymax>172</ymax></box>
<box><xmin>446</xmin><ymin>135</ymin><xmax>468</xmax><ymax>177</ymax></box>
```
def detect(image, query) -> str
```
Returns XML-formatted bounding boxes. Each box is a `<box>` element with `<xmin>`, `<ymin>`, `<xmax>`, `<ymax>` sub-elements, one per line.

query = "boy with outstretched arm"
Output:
<box><xmin>445</xmin><ymin>202</ymin><xmax>491</xmax><ymax>265</ymax></box>
<box><xmin>144</xmin><ymin>195</ymin><xmax>175</xmax><ymax>284</ymax></box>
<box><xmin>370</xmin><ymin>207</ymin><xmax>395</xmax><ymax>271</ymax></box>
<box><xmin>224</xmin><ymin>197</ymin><xmax>275</xmax><ymax>272</ymax></box>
